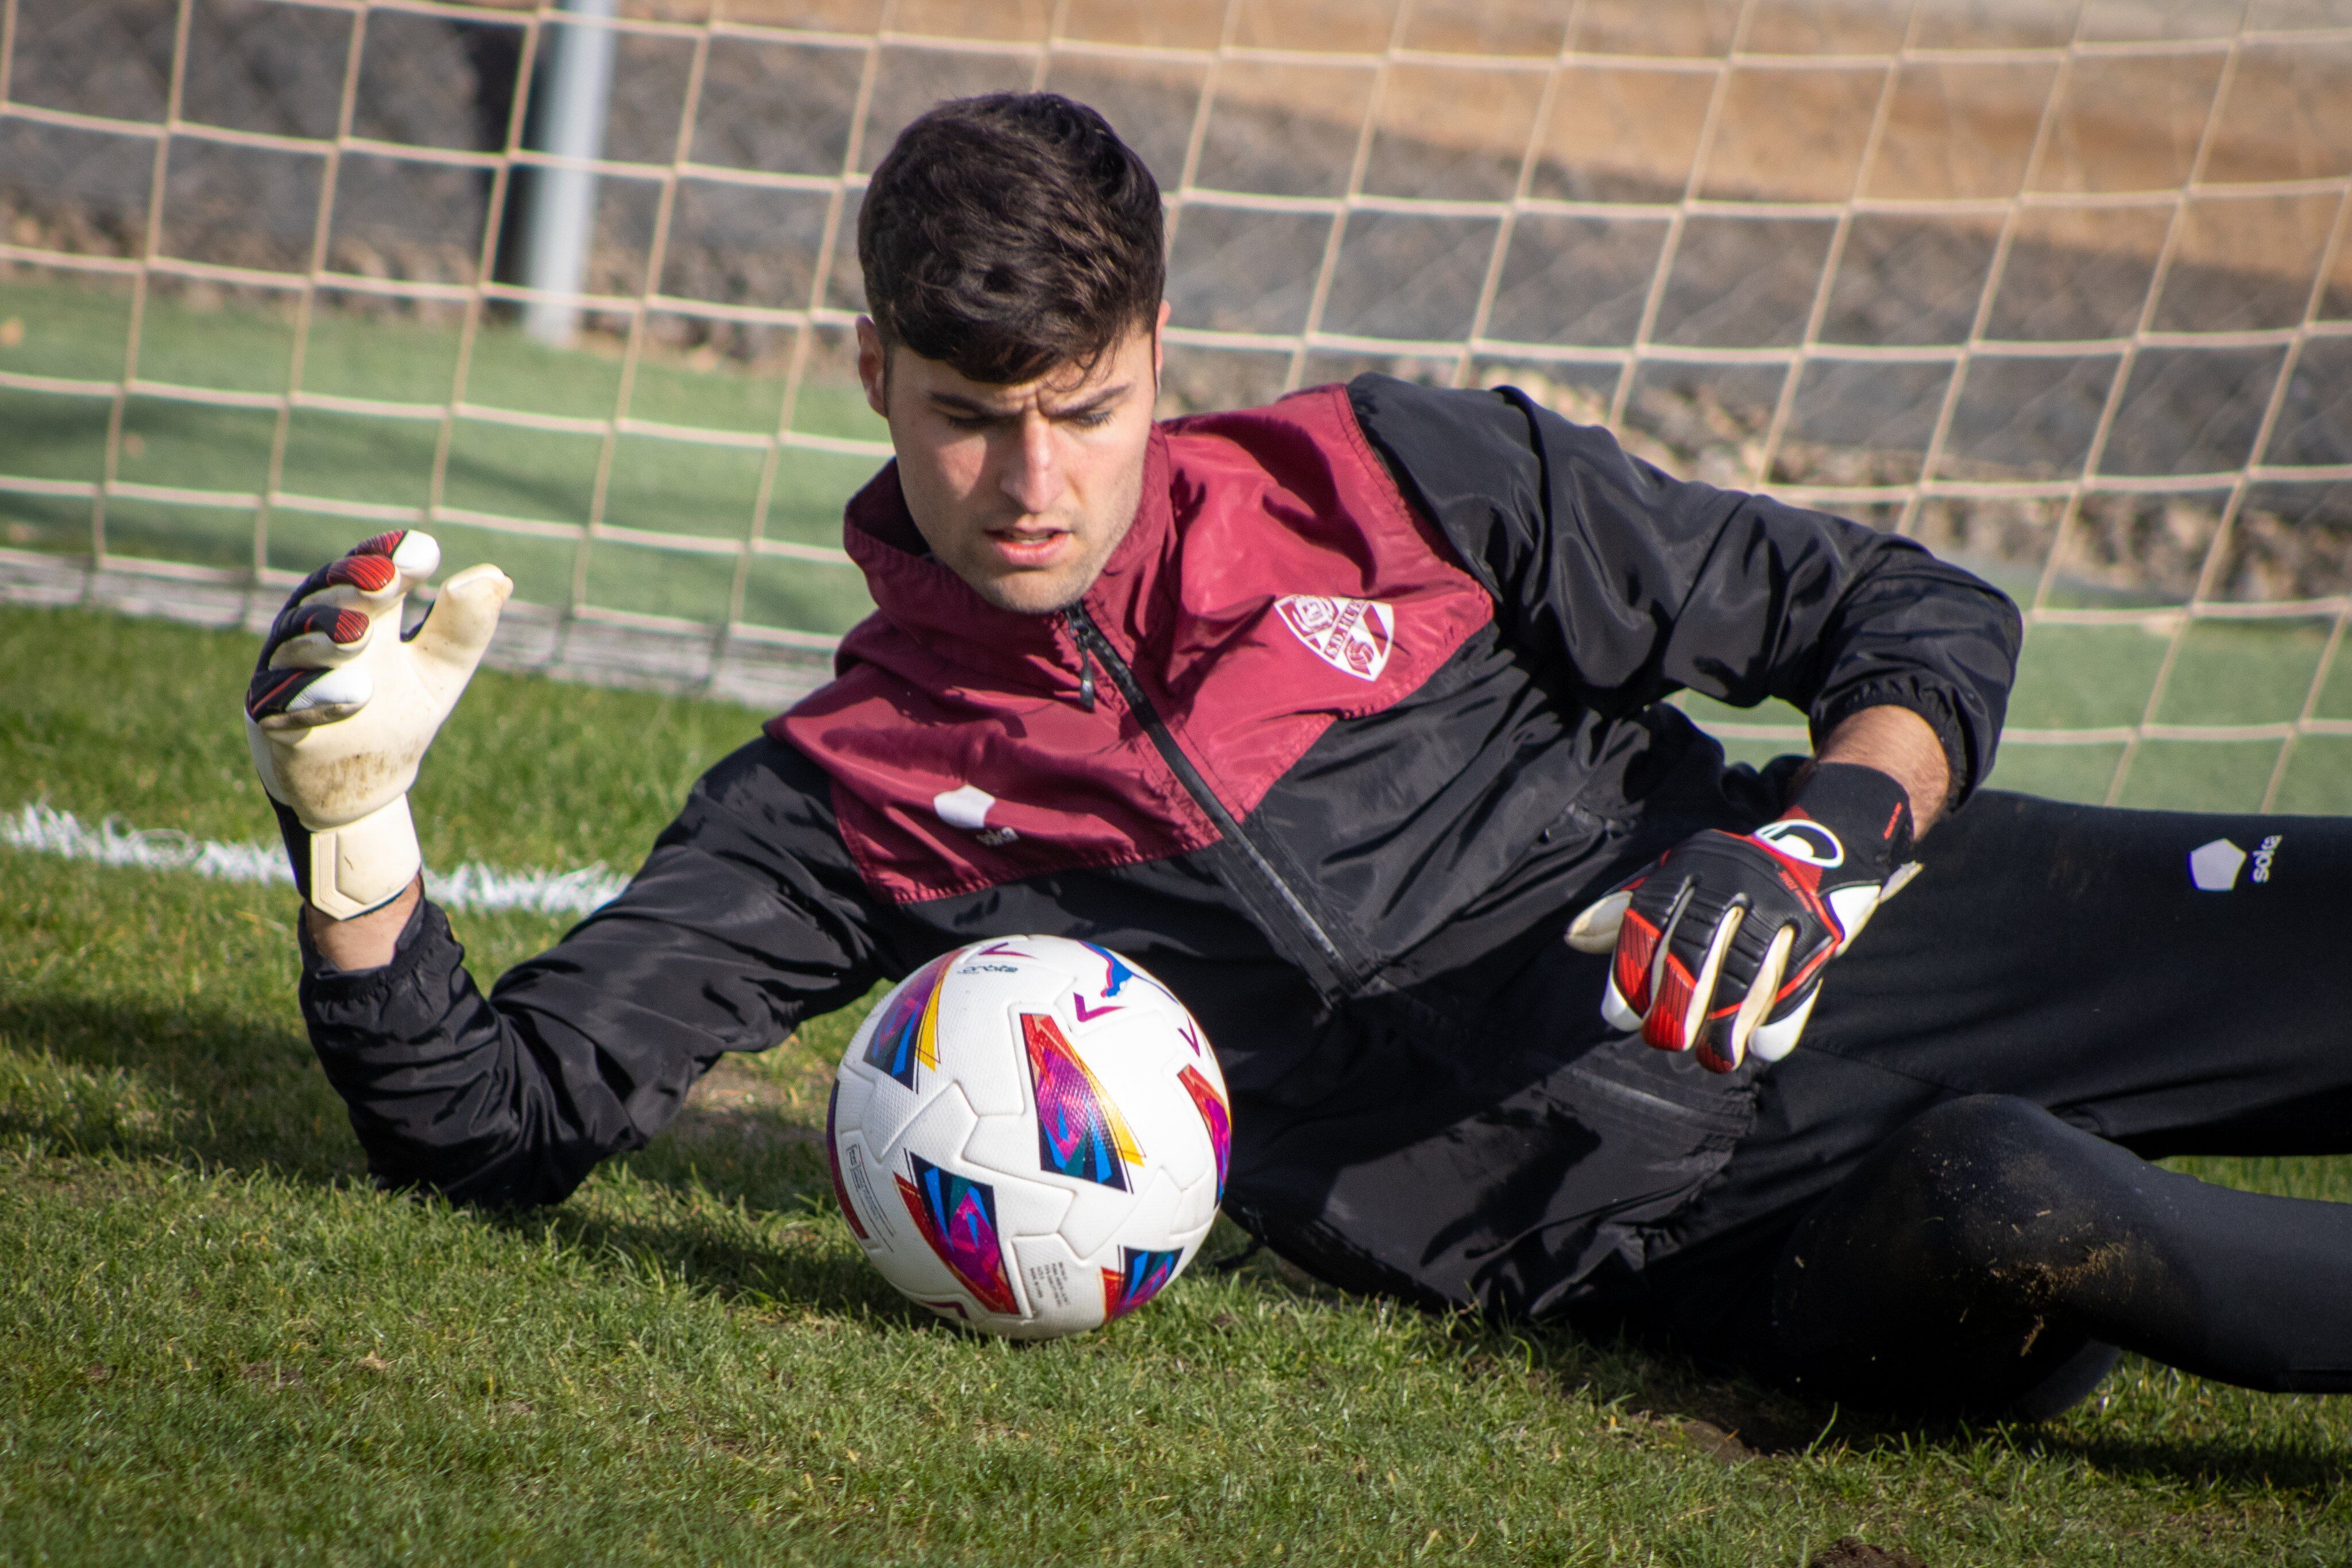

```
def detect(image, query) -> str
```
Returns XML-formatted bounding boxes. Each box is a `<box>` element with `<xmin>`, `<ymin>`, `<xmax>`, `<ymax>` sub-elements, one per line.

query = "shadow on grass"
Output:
<box><xmin>12</xmin><ymin>989</ymin><xmax>2352</xmax><ymax>1490</ymax></box>
<box><xmin>0</xmin><ymin>987</ymin><xmax>933</xmax><ymax>1327</ymax></box>
<box><xmin>2017</xmin><ymin>1428</ymin><xmax>2352</xmax><ymax>1493</ymax></box>
<box><xmin>482</xmin><ymin>1200</ymin><xmax>937</xmax><ymax>1331</ymax></box>
<box><xmin>1519</xmin><ymin>1317</ymin><xmax>2352</xmax><ymax>1495</ymax></box>
<box><xmin>0</xmin><ymin>989</ymin><xmax>362</xmax><ymax>1185</ymax></box>
<box><xmin>1210</xmin><ymin>1249</ymin><xmax>2352</xmax><ymax>1494</ymax></box>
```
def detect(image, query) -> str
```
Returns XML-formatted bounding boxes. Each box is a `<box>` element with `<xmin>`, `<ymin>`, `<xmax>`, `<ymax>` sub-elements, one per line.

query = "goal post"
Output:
<box><xmin>0</xmin><ymin>0</ymin><xmax>2347</xmax><ymax>808</ymax></box>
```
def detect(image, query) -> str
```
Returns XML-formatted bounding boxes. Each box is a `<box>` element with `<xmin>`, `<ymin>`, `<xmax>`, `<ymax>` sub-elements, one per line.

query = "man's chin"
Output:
<box><xmin>960</xmin><ymin>564</ymin><xmax>1092</xmax><ymax>617</ymax></box>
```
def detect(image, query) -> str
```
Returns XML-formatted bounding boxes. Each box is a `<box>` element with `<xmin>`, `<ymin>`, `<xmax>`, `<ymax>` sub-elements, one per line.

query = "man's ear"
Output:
<box><xmin>854</xmin><ymin>316</ymin><xmax>889</xmax><ymax>419</ymax></box>
<box><xmin>1152</xmin><ymin>299</ymin><xmax>1170</xmax><ymax>388</ymax></box>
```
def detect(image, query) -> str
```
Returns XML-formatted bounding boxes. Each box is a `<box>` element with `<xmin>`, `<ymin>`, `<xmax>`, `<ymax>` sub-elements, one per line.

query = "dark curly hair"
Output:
<box><xmin>858</xmin><ymin>93</ymin><xmax>1165</xmax><ymax>385</ymax></box>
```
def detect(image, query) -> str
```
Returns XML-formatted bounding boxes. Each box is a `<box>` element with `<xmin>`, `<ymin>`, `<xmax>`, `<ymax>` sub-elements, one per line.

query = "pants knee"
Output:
<box><xmin>1778</xmin><ymin>1093</ymin><xmax>2168</xmax><ymax>1352</ymax></box>
<box><xmin>1812</xmin><ymin>1095</ymin><xmax>2110</xmax><ymax>1282</ymax></box>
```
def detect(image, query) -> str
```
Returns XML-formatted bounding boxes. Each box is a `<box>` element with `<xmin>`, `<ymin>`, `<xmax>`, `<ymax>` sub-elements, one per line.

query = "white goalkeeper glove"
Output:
<box><xmin>243</xmin><ymin>531</ymin><xmax>510</xmax><ymax>920</ymax></box>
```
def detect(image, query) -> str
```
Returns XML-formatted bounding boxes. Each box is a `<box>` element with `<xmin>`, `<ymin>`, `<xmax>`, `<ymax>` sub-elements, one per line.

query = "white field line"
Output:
<box><xmin>1</xmin><ymin>802</ymin><xmax>628</xmax><ymax>917</ymax></box>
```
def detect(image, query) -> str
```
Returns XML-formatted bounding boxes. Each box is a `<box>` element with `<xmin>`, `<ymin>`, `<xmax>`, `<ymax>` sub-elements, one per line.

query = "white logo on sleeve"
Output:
<box><xmin>2189</xmin><ymin>837</ymin><xmax>2246</xmax><ymax>892</ymax></box>
<box><xmin>1275</xmin><ymin>594</ymin><xmax>1394</xmax><ymax>682</ymax></box>
<box><xmin>934</xmin><ymin>783</ymin><xmax>1019</xmax><ymax>847</ymax></box>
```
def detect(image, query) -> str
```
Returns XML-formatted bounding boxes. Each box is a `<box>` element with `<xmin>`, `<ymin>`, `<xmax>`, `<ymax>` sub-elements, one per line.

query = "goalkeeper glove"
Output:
<box><xmin>243</xmin><ymin>531</ymin><xmax>510</xmax><ymax>920</ymax></box>
<box><xmin>1565</xmin><ymin>762</ymin><xmax>1918</xmax><ymax>1073</ymax></box>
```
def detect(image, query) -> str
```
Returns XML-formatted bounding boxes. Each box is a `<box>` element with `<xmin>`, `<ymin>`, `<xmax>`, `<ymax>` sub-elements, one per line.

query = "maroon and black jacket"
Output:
<box><xmin>300</xmin><ymin>375</ymin><xmax>2020</xmax><ymax>1319</ymax></box>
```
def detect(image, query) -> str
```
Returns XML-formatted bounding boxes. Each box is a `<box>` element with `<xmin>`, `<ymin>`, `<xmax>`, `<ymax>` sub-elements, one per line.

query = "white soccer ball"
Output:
<box><xmin>826</xmin><ymin>936</ymin><xmax>1231</xmax><ymax>1339</ymax></box>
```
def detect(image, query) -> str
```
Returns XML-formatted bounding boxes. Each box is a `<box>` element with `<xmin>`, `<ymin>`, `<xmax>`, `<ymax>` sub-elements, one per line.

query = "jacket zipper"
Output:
<box><xmin>1062</xmin><ymin>605</ymin><xmax>1355</xmax><ymax>990</ymax></box>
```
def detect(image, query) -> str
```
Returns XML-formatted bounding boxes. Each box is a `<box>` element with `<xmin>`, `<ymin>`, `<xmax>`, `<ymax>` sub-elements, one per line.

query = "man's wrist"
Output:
<box><xmin>303</xmin><ymin>876</ymin><xmax>425</xmax><ymax>973</ymax></box>
<box><xmin>1812</xmin><ymin>704</ymin><xmax>1950</xmax><ymax>833</ymax></box>
<box><xmin>1782</xmin><ymin>760</ymin><xmax>1915</xmax><ymax>870</ymax></box>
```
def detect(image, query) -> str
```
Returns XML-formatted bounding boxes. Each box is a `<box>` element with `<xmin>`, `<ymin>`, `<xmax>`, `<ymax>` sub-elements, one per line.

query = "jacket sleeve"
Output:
<box><xmin>1348</xmin><ymin>375</ymin><xmax>2023</xmax><ymax>802</ymax></box>
<box><xmin>297</xmin><ymin>735</ymin><xmax>898</xmax><ymax>1207</ymax></box>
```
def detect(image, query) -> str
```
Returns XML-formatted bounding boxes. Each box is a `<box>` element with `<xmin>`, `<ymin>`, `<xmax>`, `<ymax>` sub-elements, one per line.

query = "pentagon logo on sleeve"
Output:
<box><xmin>2189</xmin><ymin>838</ymin><xmax>2246</xmax><ymax>892</ymax></box>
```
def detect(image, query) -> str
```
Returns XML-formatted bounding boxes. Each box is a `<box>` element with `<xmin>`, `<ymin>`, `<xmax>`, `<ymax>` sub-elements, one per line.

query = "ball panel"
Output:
<box><xmin>895</xmin><ymin>1149</ymin><xmax>1027</xmax><ymax>1319</ymax></box>
<box><xmin>1011</xmin><ymin>1233</ymin><xmax>1102</xmax><ymax>1337</ymax></box>
<box><xmin>866</xmin><ymin>1082</ymin><xmax>998</xmax><ymax>1308</ymax></box>
<box><xmin>1018</xmin><ymin>1006</ymin><xmax>1145</xmax><ymax>1193</ymax></box>
<box><xmin>1057</xmin><ymin>1179</ymin><xmax>1137</xmax><ymax>1263</ymax></box>
<box><xmin>859</xmin><ymin>949</ymin><xmax>954</xmax><ymax>1089</ymax></box>
<box><xmin>1101</xmin><ymin>1242</ymin><xmax>1187</xmax><ymax>1323</ymax></box>
<box><xmin>961</xmin><ymin>1115</ymin><xmax>1076</xmax><ymax>1238</ymax></box>
<box><xmin>1108</xmin><ymin>1167</ymin><xmax>1183</xmax><ymax>1264</ymax></box>
<box><xmin>928</xmin><ymin>960</ymin><xmax>1033</xmax><ymax>1120</ymax></box>
<box><xmin>831</xmin><ymin>1125</ymin><xmax>900</xmax><ymax>1250</ymax></box>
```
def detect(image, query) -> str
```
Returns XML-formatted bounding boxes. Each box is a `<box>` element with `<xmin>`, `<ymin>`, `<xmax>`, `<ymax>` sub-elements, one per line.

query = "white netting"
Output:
<box><xmin>1</xmin><ymin>0</ymin><xmax>2349</xmax><ymax>803</ymax></box>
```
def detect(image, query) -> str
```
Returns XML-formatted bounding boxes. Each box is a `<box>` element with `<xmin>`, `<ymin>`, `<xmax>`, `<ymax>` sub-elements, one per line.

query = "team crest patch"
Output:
<box><xmin>1275</xmin><ymin>594</ymin><xmax>1395</xmax><ymax>682</ymax></box>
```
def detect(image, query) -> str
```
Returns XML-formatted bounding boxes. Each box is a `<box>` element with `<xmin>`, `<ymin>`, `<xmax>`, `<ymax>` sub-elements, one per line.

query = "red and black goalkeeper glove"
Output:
<box><xmin>1566</xmin><ymin>763</ymin><xmax>1920</xmax><ymax>1073</ymax></box>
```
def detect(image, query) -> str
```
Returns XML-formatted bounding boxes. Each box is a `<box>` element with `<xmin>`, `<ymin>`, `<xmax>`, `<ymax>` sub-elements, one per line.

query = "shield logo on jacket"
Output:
<box><xmin>1275</xmin><ymin>594</ymin><xmax>1394</xmax><ymax>682</ymax></box>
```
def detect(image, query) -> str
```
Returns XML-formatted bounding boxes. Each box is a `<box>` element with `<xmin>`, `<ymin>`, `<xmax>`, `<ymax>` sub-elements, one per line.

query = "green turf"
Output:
<box><xmin>7</xmin><ymin>603</ymin><xmax>2352</xmax><ymax>1561</ymax></box>
<box><xmin>0</xmin><ymin>268</ymin><xmax>881</xmax><ymax>635</ymax></box>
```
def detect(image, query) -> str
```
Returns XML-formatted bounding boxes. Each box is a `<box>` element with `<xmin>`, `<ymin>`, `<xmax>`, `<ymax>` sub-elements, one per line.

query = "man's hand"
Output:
<box><xmin>245</xmin><ymin>531</ymin><xmax>510</xmax><ymax>920</ymax></box>
<box><xmin>1567</xmin><ymin>760</ymin><xmax>1921</xmax><ymax>1073</ymax></box>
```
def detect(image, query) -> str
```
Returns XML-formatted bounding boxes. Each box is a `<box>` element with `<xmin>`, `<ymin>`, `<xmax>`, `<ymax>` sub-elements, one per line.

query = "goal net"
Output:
<box><xmin>1</xmin><ymin>0</ymin><xmax>2347</xmax><ymax>810</ymax></box>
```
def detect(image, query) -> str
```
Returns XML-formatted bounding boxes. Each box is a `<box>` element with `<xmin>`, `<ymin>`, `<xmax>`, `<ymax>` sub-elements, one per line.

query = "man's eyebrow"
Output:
<box><xmin>1042</xmin><ymin>382</ymin><xmax>1132</xmax><ymax>417</ymax></box>
<box><xmin>925</xmin><ymin>390</ymin><xmax>1014</xmax><ymax>417</ymax></box>
<box><xmin>926</xmin><ymin>383</ymin><xmax>1134</xmax><ymax>419</ymax></box>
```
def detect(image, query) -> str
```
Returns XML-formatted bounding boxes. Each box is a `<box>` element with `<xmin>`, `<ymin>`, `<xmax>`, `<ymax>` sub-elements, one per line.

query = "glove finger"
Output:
<box><xmin>1649</xmin><ymin>901</ymin><xmax>1743</xmax><ymax>1055</ymax></box>
<box><xmin>1601</xmin><ymin>971</ymin><xmax>1644</xmax><ymax>1035</ymax></box>
<box><xmin>1643</xmin><ymin>874</ymin><xmax>1738</xmax><ymax>1052</ymax></box>
<box><xmin>1610</xmin><ymin>895</ymin><xmax>1672</xmax><ymax>1020</ymax></box>
<box><xmin>1765</xmin><ymin>936</ymin><xmax>1838</xmax><ymax>1024</ymax></box>
<box><xmin>404</xmin><ymin>562</ymin><xmax>512</xmax><ymax>709</ymax></box>
<box><xmin>271</xmin><ymin>531</ymin><xmax>437</xmax><ymax>628</ymax></box>
<box><xmin>1718</xmin><ymin>922</ymin><xmax>1796</xmax><ymax>1070</ymax></box>
<box><xmin>1749</xmin><ymin>984</ymin><xmax>1823</xmax><ymax>1063</ymax></box>
<box><xmin>1635</xmin><ymin>889</ymin><xmax>1707</xmax><ymax>1053</ymax></box>
<box><xmin>1566</xmin><ymin>887</ymin><xmax>1632</xmax><ymax>955</ymax></box>
<box><xmin>247</xmin><ymin>660</ymin><xmax>373</xmax><ymax>728</ymax></box>
<box><xmin>262</xmin><ymin>603</ymin><xmax>374</xmax><ymax>672</ymax></box>
<box><xmin>371</xmin><ymin>528</ymin><xmax>442</xmax><ymax>587</ymax></box>
<box><xmin>262</xmin><ymin>557</ymin><xmax>401</xmax><ymax>671</ymax></box>
<box><xmin>1690</xmin><ymin>897</ymin><xmax>1780</xmax><ymax>1055</ymax></box>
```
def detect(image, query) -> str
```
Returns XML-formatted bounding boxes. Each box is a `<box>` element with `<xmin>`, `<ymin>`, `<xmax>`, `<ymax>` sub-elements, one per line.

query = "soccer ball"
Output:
<box><xmin>825</xmin><ymin>936</ymin><xmax>1231</xmax><ymax>1338</ymax></box>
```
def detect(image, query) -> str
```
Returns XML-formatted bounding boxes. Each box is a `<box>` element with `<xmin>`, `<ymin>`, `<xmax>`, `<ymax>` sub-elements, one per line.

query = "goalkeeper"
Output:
<box><xmin>251</xmin><ymin>93</ymin><xmax>2352</xmax><ymax>1420</ymax></box>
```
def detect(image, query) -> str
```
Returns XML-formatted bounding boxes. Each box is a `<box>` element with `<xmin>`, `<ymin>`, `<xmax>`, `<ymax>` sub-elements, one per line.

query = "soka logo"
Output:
<box><xmin>2192</xmin><ymin>834</ymin><xmax>2283</xmax><ymax>891</ymax></box>
<box><xmin>1275</xmin><ymin>594</ymin><xmax>1395</xmax><ymax>682</ymax></box>
<box><xmin>1753</xmin><ymin>819</ymin><xmax>1846</xmax><ymax>869</ymax></box>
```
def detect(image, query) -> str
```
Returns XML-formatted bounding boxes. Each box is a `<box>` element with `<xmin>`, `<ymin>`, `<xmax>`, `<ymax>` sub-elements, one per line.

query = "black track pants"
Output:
<box><xmin>1638</xmin><ymin>790</ymin><xmax>2352</xmax><ymax>1416</ymax></box>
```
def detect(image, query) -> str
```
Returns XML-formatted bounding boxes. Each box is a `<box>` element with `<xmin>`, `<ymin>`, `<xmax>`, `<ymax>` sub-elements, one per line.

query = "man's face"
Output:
<box><xmin>856</xmin><ymin>303</ymin><xmax>1168</xmax><ymax>615</ymax></box>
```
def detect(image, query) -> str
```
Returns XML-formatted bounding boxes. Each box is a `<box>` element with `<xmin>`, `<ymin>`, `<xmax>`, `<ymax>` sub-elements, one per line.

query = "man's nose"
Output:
<box><xmin>998</xmin><ymin>412</ymin><xmax>1064</xmax><ymax>514</ymax></box>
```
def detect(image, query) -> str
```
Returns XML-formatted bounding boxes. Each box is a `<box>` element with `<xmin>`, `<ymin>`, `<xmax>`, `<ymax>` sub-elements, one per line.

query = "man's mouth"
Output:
<box><xmin>982</xmin><ymin>526</ymin><xmax>1073</xmax><ymax>568</ymax></box>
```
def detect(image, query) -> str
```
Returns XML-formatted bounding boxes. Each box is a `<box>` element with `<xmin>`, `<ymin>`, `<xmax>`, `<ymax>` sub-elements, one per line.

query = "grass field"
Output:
<box><xmin>7</xmin><ymin>602</ymin><xmax>2352</xmax><ymax>1564</ymax></box>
